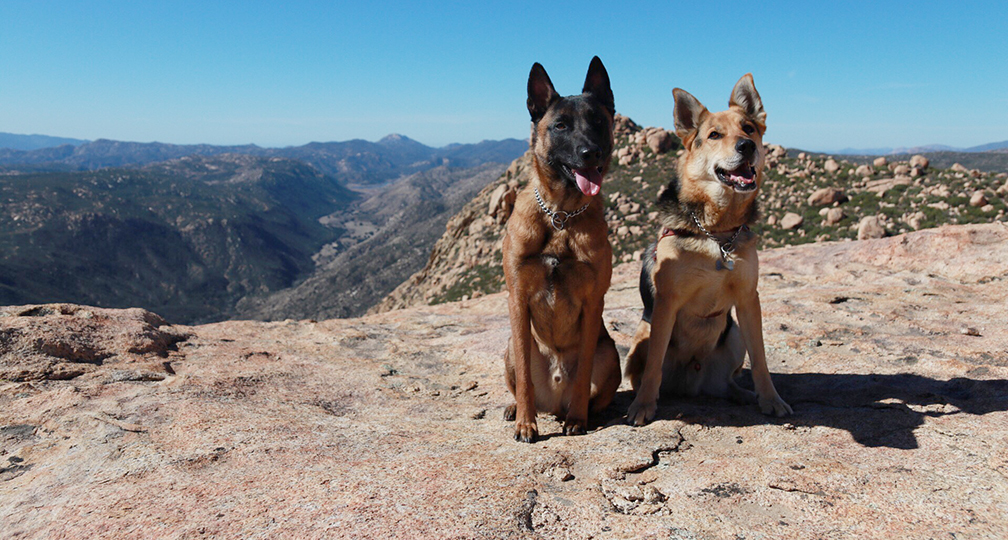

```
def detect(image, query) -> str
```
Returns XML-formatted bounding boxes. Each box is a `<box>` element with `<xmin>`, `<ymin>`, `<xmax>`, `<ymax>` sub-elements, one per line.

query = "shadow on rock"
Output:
<box><xmin>598</xmin><ymin>372</ymin><xmax>1008</xmax><ymax>450</ymax></box>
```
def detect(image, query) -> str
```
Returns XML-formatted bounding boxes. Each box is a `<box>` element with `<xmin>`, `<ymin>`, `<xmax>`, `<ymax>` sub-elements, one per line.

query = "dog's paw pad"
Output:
<box><xmin>759</xmin><ymin>395</ymin><xmax>793</xmax><ymax>417</ymax></box>
<box><xmin>514</xmin><ymin>420</ymin><xmax>539</xmax><ymax>443</ymax></box>
<box><xmin>626</xmin><ymin>399</ymin><xmax>657</xmax><ymax>426</ymax></box>
<box><xmin>563</xmin><ymin>420</ymin><xmax>586</xmax><ymax>436</ymax></box>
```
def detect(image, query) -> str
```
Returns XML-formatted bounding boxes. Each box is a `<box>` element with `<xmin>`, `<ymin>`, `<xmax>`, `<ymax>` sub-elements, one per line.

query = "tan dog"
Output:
<box><xmin>624</xmin><ymin>74</ymin><xmax>792</xmax><ymax>426</ymax></box>
<box><xmin>502</xmin><ymin>57</ymin><xmax>621</xmax><ymax>442</ymax></box>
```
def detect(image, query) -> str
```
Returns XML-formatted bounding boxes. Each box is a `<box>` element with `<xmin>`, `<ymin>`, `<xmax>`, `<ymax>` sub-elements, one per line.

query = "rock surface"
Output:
<box><xmin>2</xmin><ymin>223</ymin><xmax>1008</xmax><ymax>539</ymax></box>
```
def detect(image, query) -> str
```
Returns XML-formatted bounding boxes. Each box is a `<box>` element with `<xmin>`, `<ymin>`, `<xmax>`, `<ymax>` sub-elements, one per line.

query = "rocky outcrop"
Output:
<box><xmin>2</xmin><ymin>224</ymin><xmax>1007</xmax><ymax>538</ymax></box>
<box><xmin>0</xmin><ymin>304</ymin><xmax>188</xmax><ymax>382</ymax></box>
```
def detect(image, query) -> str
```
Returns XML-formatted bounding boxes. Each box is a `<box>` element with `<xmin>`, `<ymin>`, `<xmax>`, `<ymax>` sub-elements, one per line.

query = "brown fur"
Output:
<box><xmin>624</xmin><ymin>74</ymin><xmax>792</xmax><ymax>426</ymax></box>
<box><xmin>502</xmin><ymin>58</ymin><xmax>621</xmax><ymax>442</ymax></box>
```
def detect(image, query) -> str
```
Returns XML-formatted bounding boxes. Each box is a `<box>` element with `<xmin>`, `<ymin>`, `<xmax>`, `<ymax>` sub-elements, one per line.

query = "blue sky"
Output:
<box><xmin>1</xmin><ymin>1</ymin><xmax>1005</xmax><ymax>151</ymax></box>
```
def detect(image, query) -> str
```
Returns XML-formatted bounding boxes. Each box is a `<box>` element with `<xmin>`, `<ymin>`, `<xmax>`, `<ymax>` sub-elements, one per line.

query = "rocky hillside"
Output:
<box><xmin>2</xmin><ymin>224</ymin><xmax>1006</xmax><ymax>538</ymax></box>
<box><xmin>236</xmin><ymin>162</ymin><xmax>508</xmax><ymax>320</ymax></box>
<box><xmin>0</xmin><ymin>154</ymin><xmax>356</xmax><ymax>323</ymax></box>
<box><xmin>375</xmin><ymin>115</ymin><xmax>1008</xmax><ymax>312</ymax></box>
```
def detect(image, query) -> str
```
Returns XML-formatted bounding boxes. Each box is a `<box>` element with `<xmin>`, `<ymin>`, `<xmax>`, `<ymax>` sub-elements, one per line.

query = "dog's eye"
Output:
<box><xmin>708</xmin><ymin>131</ymin><xmax>721</xmax><ymax>140</ymax></box>
<box><xmin>553</xmin><ymin>121</ymin><xmax>567</xmax><ymax>131</ymax></box>
<box><xmin>742</xmin><ymin>124</ymin><xmax>755</xmax><ymax>134</ymax></box>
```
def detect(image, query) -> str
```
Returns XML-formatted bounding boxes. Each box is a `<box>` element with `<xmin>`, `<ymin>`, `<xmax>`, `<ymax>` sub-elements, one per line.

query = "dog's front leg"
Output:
<box><xmin>627</xmin><ymin>276</ymin><xmax>680</xmax><ymax>426</ymax></box>
<box><xmin>566</xmin><ymin>300</ymin><xmax>603</xmax><ymax>435</ymax></box>
<box><xmin>735</xmin><ymin>291</ymin><xmax>792</xmax><ymax>417</ymax></box>
<box><xmin>508</xmin><ymin>293</ymin><xmax>539</xmax><ymax>442</ymax></box>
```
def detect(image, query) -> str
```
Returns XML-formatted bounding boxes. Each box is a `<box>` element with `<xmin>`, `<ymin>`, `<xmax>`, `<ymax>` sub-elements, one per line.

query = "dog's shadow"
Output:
<box><xmin>595</xmin><ymin>371</ymin><xmax>1008</xmax><ymax>449</ymax></box>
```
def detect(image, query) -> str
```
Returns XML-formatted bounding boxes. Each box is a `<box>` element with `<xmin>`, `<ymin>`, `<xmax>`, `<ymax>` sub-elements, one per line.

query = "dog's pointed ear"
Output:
<box><xmin>527</xmin><ymin>63</ymin><xmax>559</xmax><ymax>122</ymax></box>
<box><xmin>729</xmin><ymin>73</ymin><xmax>766</xmax><ymax>125</ymax></box>
<box><xmin>582</xmin><ymin>56</ymin><xmax>615</xmax><ymax>116</ymax></box>
<box><xmin>673</xmin><ymin>88</ymin><xmax>707</xmax><ymax>142</ymax></box>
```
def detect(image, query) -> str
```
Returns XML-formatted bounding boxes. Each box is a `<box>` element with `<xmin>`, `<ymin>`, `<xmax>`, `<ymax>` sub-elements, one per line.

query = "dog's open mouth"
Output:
<box><xmin>561</xmin><ymin>164</ymin><xmax>604</xmax><ymax>196</ymax></box>
<box><xmin>715</xmin><ymin>163</ymin><xmax>758</xmax><ymax>192</ymax></box>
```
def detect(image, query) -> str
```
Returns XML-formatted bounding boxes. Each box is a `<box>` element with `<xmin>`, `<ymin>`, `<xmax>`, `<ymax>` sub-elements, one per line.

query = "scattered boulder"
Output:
<box><xmin>909</xmin><ymin>154</ymin><xmax>929</xmax><ymax>170</ymax></box>
<box><xmin>873</xmin><ymin>156</ymin><xmax>888</xmax><ymax>168</ymax></box>
<box><xmin>893</xmin><ymin>164</ymin><xmax>910</xmax><ymax>176</ymax></box>
<box><xmin>855</xmin><ymin>164</ymin><xmax>874</xmax><ymax>177</ymax></box>
<box><xmin>807</xmin><ymin>187</ymin><xmax>847</xmax><ymax>206</ymax></box>
<box><xmin>864</xmin><ymin>177</ymin><xmax>912</xmax><ymax>195</ymax></box>
<box><xmin>823</xmin><ymin>159</ymin><xmax>840</xmax><ymax>173</ymax></box>
<box><xmin>765</xmin><ymin>144</ymin><xmax>787</xmax><ymax>159</ymax></box>
<box><xmin>780</xmin><ymin>212</ymin><xmax>804</xmax><ymax>230</ymax></box>
<box><xmin>906</xmin><ymin>211</ymin><xmax>926</xmax><ymax>230</ymax></box>
<box><xmin>645</xmin><ymin>129</ymin><xmax>675</xmax><ymax>154</ymax></box>
<box><xmin>824</xmin><ymin>207</ymin><xmax>845</xmax><ymax>226</ymax></box>
<box><xmin>969</xmin><ymin>191</ymin><xmax>988</xmax><ymax>208</ymax></box>
<box><xmin>488</xmin><ymin>184</ymin><xmax>518</xmax><ymax>224</ymax></box>
<box><xmin>857</xmin><ymin>216</ymin><xmax>886</xmax><ymax>240</ymax></box>
<box><xmin>951</xmin><ymin>163</ymin><xmax>968</xmax><ymax>173</ymax></box>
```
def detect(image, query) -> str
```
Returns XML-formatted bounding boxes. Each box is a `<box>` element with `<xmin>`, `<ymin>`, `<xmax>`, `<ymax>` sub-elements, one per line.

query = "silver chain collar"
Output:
<box><xmin>691</xmin><ymin>212</ymin><xmax>748</xmax><ymax>271</ymax></box>
<box><xmin>534</xmin><ymin>188</ymin><xmax>590</xmax><ymax>231</ymax></box>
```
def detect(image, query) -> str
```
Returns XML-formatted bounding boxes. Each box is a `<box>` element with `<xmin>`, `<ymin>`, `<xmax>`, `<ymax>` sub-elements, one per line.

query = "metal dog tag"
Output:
<box><xmin>716</xmin><ymin>258</ymin><xmax>735</xmax><ymax>271</ymax></box>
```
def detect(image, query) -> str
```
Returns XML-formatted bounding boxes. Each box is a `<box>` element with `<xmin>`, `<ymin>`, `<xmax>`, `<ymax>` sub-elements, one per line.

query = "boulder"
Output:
<box><xmin>807</xmin><ymin>187</ymin><xmax>847</xmax><ymax>206</ymax></box>
<box><xmin>909</xmin><ymin>154</ymin><xmax>929</xmax><ymax>170</ymax></box>
<box><xmin>873</xmin><ymin>156</ymin><xmax>888</xmax><ymax>168</ymax></box>
<box><xmin>780</xmin><ymin>212</ymin><xmax>804</xmax><ymax>230</ymax></box>
<box><xmin>969</xmin><ymin>191</ymin><xmax>988</xmax><ymax>208</ymax></box>
<box><xmin>824</xmin><ymin>207</ymin><xmax>845</xmax><ymax>226</ymax></box>
<box><xmin>645</xmin><ymin>130</ymin><xmax>675</xmax><ymax>154</ymax></box>
<box><xmin>857</xmin><ymin>215</ymin><xmax>886</xmax><ymax>240</ymax></box>
<box><xmin>823</xmin><ymin>159</ymin><xmax>840</xmax><ymax>173</ymax></box>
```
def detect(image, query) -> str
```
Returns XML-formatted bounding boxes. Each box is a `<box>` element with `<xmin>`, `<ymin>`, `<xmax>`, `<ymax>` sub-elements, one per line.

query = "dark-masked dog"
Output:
<box><xmin>624</xmin><ymin>74</ymin><xmax>792</xmax><ymax>426</ymax></box>
<box><xmin>502</xmin><ymin>57</ymin><xmax>621</xmax><ymax>442</ymax></box>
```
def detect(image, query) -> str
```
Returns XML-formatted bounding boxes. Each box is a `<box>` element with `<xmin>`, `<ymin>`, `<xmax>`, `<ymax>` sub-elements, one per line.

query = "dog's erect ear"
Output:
<box><xmin>527</xmin><ymin>63</ymin><xmax>559</xmax><ymax>122</ymax></box>
<box><xmin>729</xmin><ymin>73</ymin><xmax>766</xmax><ymax>125</ymax></box>
<box><xmin>673</xmin><ymin>88</ymin><xmax>708</xmax><ymax>141</ymax></box>
<box><xmin>582</xmin><ymin>56</ymin><xmax>615</xmax><ymax>116</ymax></box>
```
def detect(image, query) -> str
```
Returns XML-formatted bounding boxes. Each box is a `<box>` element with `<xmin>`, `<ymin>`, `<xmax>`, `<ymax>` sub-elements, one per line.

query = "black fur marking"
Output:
<box><xmin>639</xmin><ymin>242</ymin><xmax>657</xmax><ymax>324</ymax></box>
<box><xmin>717</xmin><ymin>313</ymin><xmax>735</xmax><ymax>347</ymax></box>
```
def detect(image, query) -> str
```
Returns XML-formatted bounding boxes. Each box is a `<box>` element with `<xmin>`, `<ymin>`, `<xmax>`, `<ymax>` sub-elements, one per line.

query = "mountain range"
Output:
<box><xmin>0</xmin><ymin>132</ymin><xmax>88</xmax><ymax>151</ymax></box>
<box><xmin>833</xmin><ymin>140</ymin><xmax>1008</xmax><ymax>155</ymax></box>
<box><xmin>0</xmin><ymin>133</ymin><xmax>527</xmax><ymax>186</ymax></box>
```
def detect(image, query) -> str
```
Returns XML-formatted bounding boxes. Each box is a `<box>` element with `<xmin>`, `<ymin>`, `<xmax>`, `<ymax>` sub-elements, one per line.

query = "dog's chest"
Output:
<box><xmin>532</xmin><ymin>251</ymin><xmax>597</xmax><ymax>305</ymax></box>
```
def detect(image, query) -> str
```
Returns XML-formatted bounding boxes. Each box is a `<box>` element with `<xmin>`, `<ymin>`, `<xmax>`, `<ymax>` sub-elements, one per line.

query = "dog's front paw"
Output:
<box><xmin>563</xmin><ymin>415</ymin><xmax>586</xmax><ymax>436</ymax></box>
<box><xmin>514</xmin><ymin>419</ymin><xmax>539</xmax><ymax>443</ymax></box>
<box><xmin>626</xmin><ymin>397</ymin><xmax>657</xmax><ymax>426</ymax></box>
<box><xmin>758</xmin><ymin>393</ymin><xmax>793</xmax><ymax>417</ymax></box>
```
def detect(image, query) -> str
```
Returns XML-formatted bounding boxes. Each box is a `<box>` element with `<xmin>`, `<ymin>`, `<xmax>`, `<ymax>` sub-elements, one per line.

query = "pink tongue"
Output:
<box><xmin>730</xmin><ymin>172</ymin><xmax>755</xmax><ymax>186</ymax></box>
<box><xmin>574</xmin><ymin>167</ymin><xmax>603</xmax><ymax>196</ymax></box>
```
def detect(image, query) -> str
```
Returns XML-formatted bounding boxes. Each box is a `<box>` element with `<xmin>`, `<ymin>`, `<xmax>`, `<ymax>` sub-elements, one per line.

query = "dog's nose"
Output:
<box><xmin>579</xmin><ymin>144</ymin><xmax>602</xmax><ymax>164</ymax></box>
<box><xmin>736</xmin><ymin>138</ymin><xmax>756</xmax><ymax>158</ymax></box>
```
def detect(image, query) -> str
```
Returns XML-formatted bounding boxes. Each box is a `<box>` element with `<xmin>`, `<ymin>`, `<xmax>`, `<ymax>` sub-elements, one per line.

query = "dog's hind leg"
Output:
<box><xmin>589</xmin><ymin>326</ymin><xmax>621</xmax><ymax>414</ymax></box>
<box><xmin>503</xmin><ymin>344</ymin><xmax>516</xmax><ymax>420</ymax></box>
<box><xmin>623</xmin><ymin>319</ymin><xmax>650</xmax><ymax>393</ymax></box>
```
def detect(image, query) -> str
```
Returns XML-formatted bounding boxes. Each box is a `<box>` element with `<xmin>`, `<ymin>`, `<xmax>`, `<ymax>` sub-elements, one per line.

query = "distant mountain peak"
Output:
<box><xmin>378</xmin><ymin>133</ymin><xmax>414</xmax><ymax>144</ymax></box>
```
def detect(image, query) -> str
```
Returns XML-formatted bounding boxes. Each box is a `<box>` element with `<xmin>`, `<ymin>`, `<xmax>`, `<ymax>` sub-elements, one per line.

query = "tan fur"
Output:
<box><xmin>625</xmin><ymin>74</ymin><xmax>792</xmax><ymax>426</ymax></box>
<box><xmin>502</xmin><ymin>94</ymin><xmax>620</xmax><ymax>443</ymax></box>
